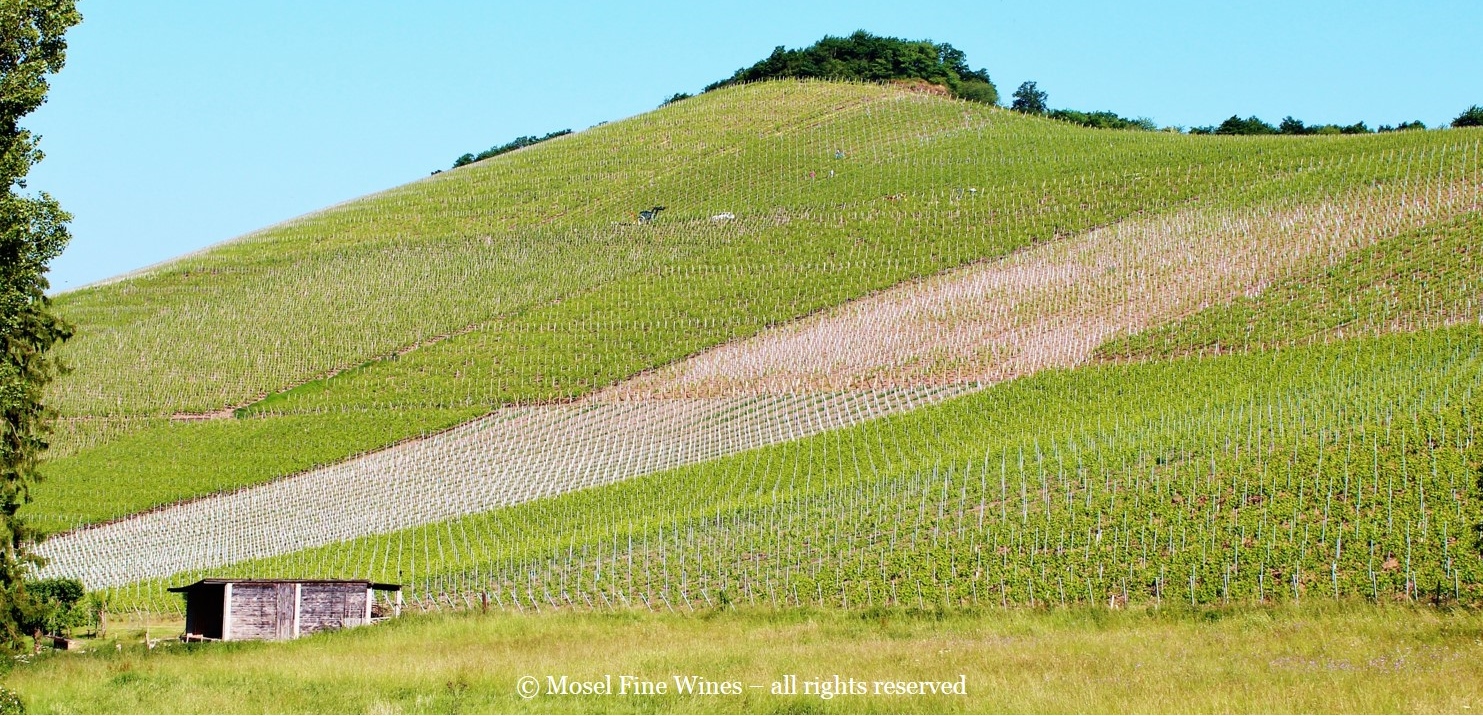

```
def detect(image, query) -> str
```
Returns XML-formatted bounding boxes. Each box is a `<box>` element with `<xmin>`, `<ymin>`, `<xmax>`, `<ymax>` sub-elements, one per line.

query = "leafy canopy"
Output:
<box><xmin>0</xmin><ymin>0</ymin><xmax>79</xmax><ymax>651</ymax></box>
<box><xmin>1010</xmin><ymin>80</ymin><xmax>1151</xmax><ymax>131</ymax></box>
<box><xmin>450</xmin><ymin>129</ymin><xmax>572</xmax><ymax>170</ymax></box>
<box><xmin>1192</xmin><ymin>114</ymin><xmax>1422</xmax><ymax>136</ymax></box>
<box><xmin>1010</xmin><ymin>81</ymin><xmax>1048</xmax><ymax>114</ymax></box>
<box><xmin>703</xmin><ymin>30</ymin><xmax>998</xmax><ymax>105</ymax></box>
<box><xmin>18</xmin><ymin>576</ymin><xmax>95</xmax><ymax>636</ymax></box>
<box><xmin>1214</xmin><ymin>115</ymin><xmax>1279</xmax><ymax>135</ymax></box>
<box><xmin>1047</xmin><ymin>109</ymin><xmax>1154</xmax><ymax>131</ymax></box>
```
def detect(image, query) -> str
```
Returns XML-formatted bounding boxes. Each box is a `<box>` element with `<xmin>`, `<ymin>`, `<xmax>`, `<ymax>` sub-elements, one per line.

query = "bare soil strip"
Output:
<box><xmin>611</xmin><ymin>180</ymin><xmax>1481</xmax><ymax>397</ymax></box>
<box><xmin>39</xmin><ymin>388</ymin><xmax>968</xmax><ymax>587</ymax></box>
<box><xmin>38</xmin><ymin>179</ymin><xmax>1480</xmax><ymax>588</ymax></box>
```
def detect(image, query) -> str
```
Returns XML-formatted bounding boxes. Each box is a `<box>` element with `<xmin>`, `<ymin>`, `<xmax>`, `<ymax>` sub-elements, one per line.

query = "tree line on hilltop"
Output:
<box><xmin>1179</xmin><ymin>107</ymin><xmax>1481</xmax><ymax>135</ymax></box>
<box><xmin>448</xmin><ymin>32</ymin><xmax>1001</xmax><ymax>171</ymax></box>
<box><xmin>1007</xmin><ymin>81</ymin><xmax>1153</xmax><ymax>130</ymax></box>
<box><xmin>699</xmin><ymin>30</ymin><xmax>1000</xmax><ymax>105</ymax></box>
<box><xmin>449</xmin><ymin>129</ymin><xmax>573</xmax><ymax>170</ymax></box>
<box><xmin>1191</xmin><ymin>115</ymin><xmax>1422</xmax><ymax>135</ymax></box>
<box><xmin>1008</xmin><ymin>79</ymin><xmax>1482</xmax><ymax>135</ymax></box>
<box><xmin>434</xmin><ymin>129</ymin><xmax>573</xmax><ymax>174</ymax></box>
<box><xmin>447</xmin><ymin>32</ymin><xmax>1483</xmax><ymax>171</ymax></box>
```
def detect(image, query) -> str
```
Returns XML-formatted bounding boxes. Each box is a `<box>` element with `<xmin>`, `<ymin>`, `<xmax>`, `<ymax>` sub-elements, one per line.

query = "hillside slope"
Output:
<box><xmin>33</xmin><ymin>81</ymin><xmax>1483</xmax><ymax>533</ymax></box>
<box><xmin>95</xmin><ymin>211</ymin><xmax>1479</xmax><ymax>607</ymax></box>
<box><xmin>105</xmin><ymin>326</ymin><xmax>1483</xmax><ymax>612</ymax></box>
<box><xmin>37</xmin><ymin>190</ymin><xmax>1482</xmax><ymax>587</ymax></box>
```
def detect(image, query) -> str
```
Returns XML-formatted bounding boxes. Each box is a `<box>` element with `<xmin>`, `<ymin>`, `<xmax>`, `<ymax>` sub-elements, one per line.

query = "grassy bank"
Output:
<box><xmin>6</xmin><ymin>604</ymin><xmax>1483</xmax><ymax>713</ymax></box>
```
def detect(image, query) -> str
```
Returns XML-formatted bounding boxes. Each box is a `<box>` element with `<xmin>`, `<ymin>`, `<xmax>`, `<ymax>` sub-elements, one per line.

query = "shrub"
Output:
<box><xmin>1453</xmin><ymin>105</ymin><xmax>1483</xmax><ymax>128</ymax></box>
<box><xmin>954</xmin><ymin>79</ymin><xmax>998</xmax><ymax>105</ymax></box>
<box><xmin>451</xmin><ymin>130</ymin><xmax>572</xmax><ymax>169</ymax></box>
<box><xmin>0</xmin><ymin>685</ymin><xmax>22</xmax><ymax>715</ymax></box>
<box><xmin>1048</xmin><ymin>109</ymin><xmax>1154</xmax><ymax>131</ymax></box>
<box><xmin>704</xmin><ymin>30</ymin><xmax>998</xmax><ymax>105</ymax></box>
<box><xmin>18</xmin><ymin>578</ymin><xmax>90</xmax><ymax>637</ymax></box>
<box><xmin>1214</xmin><ymin>115</ymin><xmax>1279</xmax><ymax>135</ymax></box>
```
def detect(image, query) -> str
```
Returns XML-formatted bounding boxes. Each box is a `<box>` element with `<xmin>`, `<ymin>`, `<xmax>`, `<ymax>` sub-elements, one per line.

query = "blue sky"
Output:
<box><xmin>27</xmin><ymin>0</ymin><xmax>1483</xmax><ymax>291</ymax></box>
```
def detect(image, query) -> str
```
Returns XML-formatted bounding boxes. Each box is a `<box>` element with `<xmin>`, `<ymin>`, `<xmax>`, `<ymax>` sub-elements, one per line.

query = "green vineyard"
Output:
<box><xmin>34</xmin><ymin>81</ymin><xmax>1483</xmax><ymax>532</ymax></box>
<box><xmin>27</xmin><ymin>80</ymin><xmax>1483</xmax><ymax>621</ymax></box>
<box><xmin>106</xmin><ymin>326</ymin><xmax>1482</xmax><ymax>613</ymax></box>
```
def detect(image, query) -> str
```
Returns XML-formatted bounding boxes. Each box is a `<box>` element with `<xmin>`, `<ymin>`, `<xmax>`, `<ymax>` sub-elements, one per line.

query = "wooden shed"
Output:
<box><xmin>168</xmin><ymin>578</ymin><xmax>402</xmax><ymax>642</ymax></box>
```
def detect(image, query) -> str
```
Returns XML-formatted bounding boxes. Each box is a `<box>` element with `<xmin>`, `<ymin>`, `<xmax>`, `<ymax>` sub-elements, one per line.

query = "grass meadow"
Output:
<box><xmin>6</xmin><ymin>604</ymin><xmax>1483</xmax><ymax>713</ymax></box>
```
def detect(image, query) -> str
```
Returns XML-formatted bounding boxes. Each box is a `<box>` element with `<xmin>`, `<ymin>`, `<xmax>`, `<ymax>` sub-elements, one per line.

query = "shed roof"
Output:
<box><xmin>168</xmin><ymin>578</ymin><xmax>401</xmax><ymax>593</ymax></box>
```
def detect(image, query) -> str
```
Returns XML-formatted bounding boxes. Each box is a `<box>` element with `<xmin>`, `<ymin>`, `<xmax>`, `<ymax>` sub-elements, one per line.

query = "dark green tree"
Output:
<box><xmin>703</xmin><ymin>31</ymin><xmax>998</xmax><ymax>104</ymax></box>
<box><xmin>16</xmin><ymin>577</ymin><xmax>85</xmax><ymax>637</ymax></box>
<box><xmin>1047</xmin><ymin>109</ymin><xmax>1154</xmax><ymax>131</ymax></box>
<box><xmin>451</xmin><ymin>129</ymin><xmax>572</xmax><ymax>169</ymax></box>
<box><xmin>0</xmin><ymin>0</ymin><xmax>80</xmax><ymax>651</ymax></box>
<box><xmin>1213</xmin><ymin>115</ymin><xmax>1279</xmax><ymax>135</ymax></box>
<box><xmin>1454</xmin><ymin>105</ymin><xmax>1483</xmax><ymax>128</ymax></box>
<box><xmin>1010</xmin><ymin>81</ymin><xmax>1048</xmax><ymax>114</ymax></box>
<box><xmin>954</xmin><ymin>79</ymin><xmax>998</xmax><ymax>105</ymax></box>
<box><xmin>1278</xmin><ymin>116</ymin><xmax>1309</xmax><ymax>135</ymax></box>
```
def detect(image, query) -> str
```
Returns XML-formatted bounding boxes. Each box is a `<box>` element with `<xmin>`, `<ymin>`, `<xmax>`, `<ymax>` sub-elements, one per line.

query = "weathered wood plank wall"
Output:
<box><xmin>229</xmin><ymin>584</ymin><xmax>281</xmax><ymax>641</ymax></box>
<box><xmin>298</xmin><ymin>584</ymin><xmax>367</xmax><ymax>634</ymax></box>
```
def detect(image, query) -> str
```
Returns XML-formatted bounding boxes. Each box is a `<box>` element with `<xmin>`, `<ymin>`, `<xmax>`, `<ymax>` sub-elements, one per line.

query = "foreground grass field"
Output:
<box><xmin>7</xmin><ymin>605</ymin><xmax>1483</xmax><ymax>713</ymax></box>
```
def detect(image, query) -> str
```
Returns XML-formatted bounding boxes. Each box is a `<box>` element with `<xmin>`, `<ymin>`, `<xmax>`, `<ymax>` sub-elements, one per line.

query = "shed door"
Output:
<box><xmin>275</xmin><ymin>583</ymin><xmax>295</xmax><ymax>640</ymax></box>
<box><xmin>185</xmin><ymin>584</ymin><xmax>226</xmax><ymax>640</ymax></box>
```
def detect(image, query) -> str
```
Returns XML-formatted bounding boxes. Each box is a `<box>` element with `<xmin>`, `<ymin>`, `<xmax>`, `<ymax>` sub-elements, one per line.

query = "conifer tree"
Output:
<box><xmin>0</xmin><ymin>0</ymin><xmax>81</xmax><ymax>649</ymax></box>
